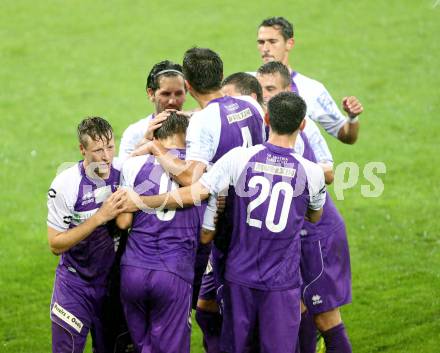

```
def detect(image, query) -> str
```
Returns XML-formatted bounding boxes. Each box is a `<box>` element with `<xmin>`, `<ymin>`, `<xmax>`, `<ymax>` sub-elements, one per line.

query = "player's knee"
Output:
<box><xmin>313</xmin><ymin>308</ymin><xmax>342</xmax><ymax>332</ymax></box>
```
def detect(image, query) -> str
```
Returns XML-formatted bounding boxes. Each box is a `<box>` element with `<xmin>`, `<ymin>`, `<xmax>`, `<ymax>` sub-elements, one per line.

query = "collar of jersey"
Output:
<box><xmin>263</xmin><ymin>142</ymin><xmax>295</xmax><ymax>155</ymax></box>
<box><xmin>207</xmin><ymin>96</ymin><xmax>227</xmax><ymax>106</ymax></box>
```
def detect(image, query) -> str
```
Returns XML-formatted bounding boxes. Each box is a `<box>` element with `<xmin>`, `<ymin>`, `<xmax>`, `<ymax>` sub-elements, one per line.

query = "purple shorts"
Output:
<box><xmin>221</xmin><ymin>281</ymin><xmax>301</xmax><ymax>353</ymax></box>
<box><xmin>120</xmin><ymin>266</ymin><xmax>192</xmax><ymax>353</ymax></box>
<box><xmin>301</xmin><ymin>224</ymin><xmax>352</xmax><ymax>315</ymax></box>
<box><xmin>50</xmin><ymin>268</ymin><xmax>108</xmax><ymax>353</ymax></box>
<box><xmin>198</xmin><ymin>249</ymin><xmax>225</xmax><ymax>305</ymax></box>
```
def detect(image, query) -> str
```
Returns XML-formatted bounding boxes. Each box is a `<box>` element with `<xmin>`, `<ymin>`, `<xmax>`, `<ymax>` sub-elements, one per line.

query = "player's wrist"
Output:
<box><xmin>348</xmin><ymin>116</ymin><xmax>359</xmax><ymax>124</ymax></box>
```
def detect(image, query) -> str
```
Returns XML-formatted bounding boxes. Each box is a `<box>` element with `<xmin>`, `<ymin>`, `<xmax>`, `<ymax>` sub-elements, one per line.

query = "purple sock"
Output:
<box><xmin>195</xmin><ymin>307</ymin><xmax>222</xmax><ymax>353</ymax></box>
<box><xmin>322</xmin><ymin>322</ymin><xmax>352</xmax><ymax>353</ymax></box>
<box><xmin>298</xmin><ymin>311</ymin><xmax>316</xmax><ymax>353</ymax></box>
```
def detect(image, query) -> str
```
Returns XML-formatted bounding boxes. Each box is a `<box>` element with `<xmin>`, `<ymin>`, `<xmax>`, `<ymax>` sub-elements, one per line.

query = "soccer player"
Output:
<box><xmin>221</xmin><ymin>72</ymin><xmax>264</xmax><ymax>106</ymax></box>
<box><xmin>130</xmin><ymin>47</ymin><xmax>265</xmax><ymax>352</ymax></box>
<box><xmin>47</xmin><ymin>117</ymin><xmax>127</xmax><ymax>353</ymax></box>
<box><xmin>116</xmin><ymin>112</ymin><xmax>203</xmax><ymax>353</ymax></box>
<box><xmin>256</xmin><ymin>17</ymin><xmax>363</xmax><ymax>144</ymax></box>
<box><xmin>118</xmin><ymin>60</ymin><xmax>187</xmax><ymax>159</ymax></box>
<box><xmin>125</xmin><ymin>91</ymin><xmax>326</xmax><ymax>353</ymax></box>
<box><xmin>224</xmin><ymin>68</ymin><xmax>335</xmax><ymax>185</ymax></box>
<box><xmin>256</xmin><ymin>62</ymin><xmax>354</xmax><ymax>353</ymax></box>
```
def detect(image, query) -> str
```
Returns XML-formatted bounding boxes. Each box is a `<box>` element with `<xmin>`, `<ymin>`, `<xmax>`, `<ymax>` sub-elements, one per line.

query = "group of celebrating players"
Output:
<box><xmin>47</xmin><ymin>17</ymin><xmax>363</xmax><ymax>353</ymax></box>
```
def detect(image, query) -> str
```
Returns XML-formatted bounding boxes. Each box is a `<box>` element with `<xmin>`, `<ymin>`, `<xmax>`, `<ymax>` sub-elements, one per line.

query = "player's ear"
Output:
<box><xmin>79</xmin><ymin>144</ymin><xmax>86</xmax><ymax>157</ymax></box>
<box><xmin>286</xmin><ymin>38</ymin><xmax>294</xmax><ymax>51</ymax></box>
<box><xmin>264</xmin><ymin>112</ymin><xmax>270</xmax><ymax>126</ymax></box>
<box><xmin>184</xmin><ymin>80</ymin><xmax>192</xmax><ymax>92</ymax></box>
<box><xmin>147</xmin><ymin>88</ymin><xmax>155</xmax><ymax>102</ymax></box>
<box><xmin>299</xmin><ymin>118</ymin><xmax>306</xmax><ymax>131</ymax></box>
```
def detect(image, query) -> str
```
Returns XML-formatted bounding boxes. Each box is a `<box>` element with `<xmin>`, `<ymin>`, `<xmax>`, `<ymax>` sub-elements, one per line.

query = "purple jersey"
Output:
<box><xmin>47</xmin><ymin>161</ymin><xmax>120</xmax><ymax>281</ymax></box>
<box><xmin>200</xmin><ymin>143</ymin><xmax>326</xmax><ymax>290</ymax></box>
<box><xmin>121</xmin><ymin>149</ymin><xmax>204</xmax><ymax>284</ymax></box>
<box><xmin>185</xmin><ymin>95</ymin><xmax>265</xmax><ymax>165</ymax></box>
<box><xmin>297</xmin><ymin>132</ymin><xmax>345</xmax><ymax>241</ymax></box>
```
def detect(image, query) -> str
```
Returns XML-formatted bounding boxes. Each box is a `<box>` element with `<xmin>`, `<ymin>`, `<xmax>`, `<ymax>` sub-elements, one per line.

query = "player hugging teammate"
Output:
<box><xmin>47</xmin><ymin>16</ymin><xmax>363</xmax><ymax>353</ymax></box>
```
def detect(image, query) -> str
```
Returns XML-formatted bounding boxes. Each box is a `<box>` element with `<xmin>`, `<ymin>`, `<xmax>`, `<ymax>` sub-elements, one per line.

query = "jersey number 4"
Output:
<box><xmin>241</xmin><ymin>126</ymin><xmax>253</xmax><ymax>147</ymax></box>
<box><xmin>246</xmin><ymin>176</ymin><xmax>293</xmax><ymax>233</ymax></box>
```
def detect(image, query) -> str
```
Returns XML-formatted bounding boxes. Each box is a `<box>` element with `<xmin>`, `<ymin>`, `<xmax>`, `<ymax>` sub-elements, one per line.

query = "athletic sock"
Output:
<box><xmin>321</xmin><ymin>322</ymin><xmax>352</xmax><ymax>353</ymax></box>
<box><xmin>195</xmin><ymin>307</ymin><xmax>222</xmax><ymax>353</ymax></box>
<box><xmin>298</xmin><ymin>311</ymin><xmax>316</xmax><ymax>353</ymax></box>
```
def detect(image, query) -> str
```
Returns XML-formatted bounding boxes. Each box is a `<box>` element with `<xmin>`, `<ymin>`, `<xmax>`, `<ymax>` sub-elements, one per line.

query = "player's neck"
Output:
<box><xmin>193</xmin><ymin>90</ymin><xmax>223</xmax><ymax>109</ymax></box>
<box><xmin>267</xmin><ymin>131</ymin><xmax>298</xmax><ymax>149</ymax></box>
<box><xmin>159</xmin><ymin>133</ymin><xmax>186</xmax><ymax>149</ymax></box>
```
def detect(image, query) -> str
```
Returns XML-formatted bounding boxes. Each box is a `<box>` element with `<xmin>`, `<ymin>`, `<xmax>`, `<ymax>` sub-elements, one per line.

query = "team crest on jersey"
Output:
<box><xmin>312</xmin><ymin>295</ymin><xmax>323</xmax><ymax>306</ymax></box>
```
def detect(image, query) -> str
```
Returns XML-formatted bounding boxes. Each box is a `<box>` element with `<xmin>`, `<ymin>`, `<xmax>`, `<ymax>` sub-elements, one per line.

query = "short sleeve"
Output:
<box><xmin>199</xmin><ymin>148</ymin><xmax>240</xmax><ymax>194</ymax></box>
<box><xmin>305</xmin><ymin>163</ymin><xmax>326</xmax><ymax>210</ymax></box>
<box><xmin>185</xmin><ymin>110</ymin><xmax>219</xmax><ymax>165</ymax></box>
<box><xmin>303</xmin><ymin>118</ymin><xmax>334</xmax><ymax>164</ymax></box>
<box><xmin>308</xmin><ymin>85</ymin><xmax>347</xmax><ymax>138</ymax></box>
<box><xmin>47</xmin><ymin>179</ymin><xmax>74</xmax><ymax>232</ymax></box>
<box><xmin>118</xmin><ymin>116</ymin><xmax>152</xmax><ymax>159</ymax></box>
<box><xmin>120</xmin><ymin>156</ymin><xmax>147</xmax><ymax>188</ymax></box>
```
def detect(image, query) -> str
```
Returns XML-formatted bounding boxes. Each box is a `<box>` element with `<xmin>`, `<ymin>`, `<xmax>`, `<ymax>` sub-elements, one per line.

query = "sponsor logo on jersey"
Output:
<box><xmin>227</xmin><ymin>108</ymin><xmax>252</xmax><ymax>124</ymax></box>
<box><xmin>254</xmin><ymin>162</ymin><xmax>296</xmax><ymax>177</ymax></box>
<box><xmin>48</xmin><ymin>189</ymin><xmax>57</xmax><ymax>198</ymax></box>
<box><xmin>224</xmin><ymin>102</ymin><xmax>240</xmax><ymax>111</ymax></box>
<box><xmin>51</xmin><ymin>302</ymin><xmax>84</xmax><ymax>333</ymax></box>
<box><xmin>81</xmin><ymin>191</ymin><xmax>95</xmax><ymax>206</ymax></box>
<box><xmin>312</xmin><ymin>294</ymin><xmax>323</xmax><ymax>306</ymax></box>
<box><xmin>71</xmin><ymin>209</ymin><xmax>98</xmax><ymax>225</ymax></box>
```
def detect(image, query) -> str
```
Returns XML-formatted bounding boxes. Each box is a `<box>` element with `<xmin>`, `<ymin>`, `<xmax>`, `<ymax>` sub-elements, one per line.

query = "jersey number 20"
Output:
<box><xmin>246</xmin><ymin>176</ymin><xmax>293</xmax><ymax>233</ymax></box>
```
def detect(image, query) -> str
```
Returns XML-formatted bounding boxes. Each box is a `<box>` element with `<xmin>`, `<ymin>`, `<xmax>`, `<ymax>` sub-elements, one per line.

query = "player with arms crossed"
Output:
<box><xmin>130</xmin><ymin>47</ymin><xmax>265</xmax><ymax>352</ymax></box>
<box><xmin>116</xmin><ymin>112</ymin><xmax>205</xmax><ymax>353</ymax></box>
<box><xmin>47</xmin><ymin>117</ymin><xmax>127</xmax><ymax>353</ymax></box>
<box><xmin>119</xmin><ymin>60</ymin><xmax>187</xmax><ymax>159</ymax></box>
<box><xmin>126</xmin><ymin>91</ymin><xmax>326</xmax><ymax>353</ymax></box>
<box><xmin>257</xmin><ymin>62</ymin><xmax>354</xmax><ymax>353</ymax></box>
<box><xmin>256</xmin><ymin>17</ymin><xmax>363</xmax><ymax>144</ymax></box>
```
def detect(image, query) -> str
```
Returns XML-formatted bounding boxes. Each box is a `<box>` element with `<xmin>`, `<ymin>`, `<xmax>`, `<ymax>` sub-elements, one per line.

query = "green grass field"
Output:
<box><xmin>1</xmin><ymin>0</ymin><xmax>439</xmax><ymax>352</ymax></box>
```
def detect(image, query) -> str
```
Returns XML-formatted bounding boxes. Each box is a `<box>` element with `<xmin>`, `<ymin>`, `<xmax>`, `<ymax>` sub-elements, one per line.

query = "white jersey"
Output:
<box><xmin>301</xmin><ymin>117</ymin><xmax>333</xmax><ymax>164</ymax></box>
<box><xmin>47</xmin><ymin>160</ymin><xmax>122</xmax><ymax>232</ymax></box>
<box><xmin>294</xmin><ymin>72</ymin><xmax>347</xmax><ymax>138</ymax></box>
<box><xmin>185</xmin><ymin>95</ymin><xmax>265</xmax><ymax>165</ymax></box>
<box><xmin>250</xmin><ymin>70</ymin><xmax>348</xmax><ymax>138</ymax></box>
<box><xmin>118</xmin><ymin>114</ymin><xmax>154</xmax><ymax>159</ymax></box>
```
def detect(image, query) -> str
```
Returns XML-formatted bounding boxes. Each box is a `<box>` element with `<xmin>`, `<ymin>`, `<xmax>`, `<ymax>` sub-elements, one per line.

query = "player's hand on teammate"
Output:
<box><xmin>95</xmin><ymin>189</ymin><xmax>128</xmax><ymax>224</ymax></box>
<box><xmin>131</xmin><ymin>140</ymin><xmax>155</xmax><ymax>157</ymax></box>
<box><xmin>214</xmin><ymin>196</ymin><xmax>227</xmax><ymax>225</ymax></box>
<box><xmin>342</xmin><ymin>96</ymin><xmax>363</xmax><ymax>118</ymax></box>
<box><xmin>143</xmin><ymin>110</ymin><xmax>173</xmax><ymax>141</ymax></box>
